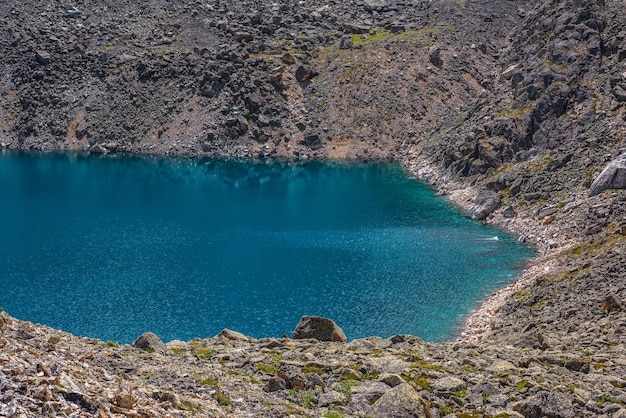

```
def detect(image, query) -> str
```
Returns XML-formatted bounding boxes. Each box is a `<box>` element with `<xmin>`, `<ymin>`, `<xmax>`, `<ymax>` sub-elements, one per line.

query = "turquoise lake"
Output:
<box><xmin>0</xmin><ymin>151</ymin><xmax>533</xmax><ymax>343</ymax></box>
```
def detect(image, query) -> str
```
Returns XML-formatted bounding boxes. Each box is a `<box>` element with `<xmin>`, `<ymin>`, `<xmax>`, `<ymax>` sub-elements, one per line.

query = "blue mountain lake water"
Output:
<box><xmin>0</xmin><ymin>151</ymin><xmax>533</xmax><ymax>343</ymax></box>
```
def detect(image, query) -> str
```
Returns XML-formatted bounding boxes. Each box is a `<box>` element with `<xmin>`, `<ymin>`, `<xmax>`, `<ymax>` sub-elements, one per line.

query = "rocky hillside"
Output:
<box><xmin>2</xmin><ymin>0</ymin><xmax>626</xmax><ymax>416</ymax></box>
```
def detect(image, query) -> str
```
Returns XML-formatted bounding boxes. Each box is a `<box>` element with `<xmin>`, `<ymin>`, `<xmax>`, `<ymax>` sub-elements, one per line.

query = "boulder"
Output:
<box><xmin>0</xmin><ymin>311</ymin><xmax>10</xmax><ymax>333</ymax></box>
<box><xmin>318</xmin><ymin>391</ymin><xmax>347</xmax><ymax>407</ymax></box>
<box><xmin>277</xmin><ymin>364</ymin><xmax>307</xmax><ymax>390</ymax></box>
<box><xmin>466</xmin><ymin>189</ymin><xmax>500</xmax><ymax>220</ymax></box>
<box><xmin>512</xmin><ymin>391</ymin><xmax>574</xmax><ymax>418</ymax></box>
<box><xmin>379</xmin><ymin>373</ymin><xmax>405</xmax><ymax>387</ymax></box>
<box><xmin>265</xmin><ymin>376</ymin><xmax>286</xmax><ymax>392</ymax></box>
<box><xmin>588</xmin><ymin>153</ymin><xmax>626</xmax><ymax>196</ymax></box>
<box><xmin>339</xmin><ymin>35</ymin><xmax>354</xmax><ymax>49</ymax></box>
<box><xmin>88</xmin><ymin>144</ymin><xmax>108</xmax><ymax>155</ymax></box>
<box><xmin>35</xmin><ymin>50</ymin><xmax>51</xmax><ymax>65</ymax></box>
<box><xmin>431</xmin><ymin>376</ymin><xmax>466</xmax><ymax>393</ymax></box>
<box><xmin>295</xmin><ymin>65</ymin><xmax>316</xmax><ymax>82</ymax></box>
<box><xmin>292</xmin><ymin>316</ymin><xmax>347</xmax><ymax>342</ymax></box>
<box><xmin>428</xmin><ymin>45</ymin><xmax>442</xmax><ymax>68</ymax></box>
<box><xmin>132</xmin><ymin>332</ymin><xmax>165</xmax><ymax>353</ymax></box>
<box><xmin>216</xmin><ymin>328</ymin><xmax>250</xmax><ymax>341</ymax></box>
<box><xmin>281</xmin><ymin>53</ymin><xmax>296</xmax><ymax>64</ymax></box>
<box><xmin>369</xmin><ymin>383</ymin><xmax>431</xmax><ymax>418</ymax></box>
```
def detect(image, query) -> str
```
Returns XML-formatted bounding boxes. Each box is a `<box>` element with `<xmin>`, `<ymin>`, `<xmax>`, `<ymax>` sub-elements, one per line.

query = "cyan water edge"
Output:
<box><xmin>0</xmin><ymin>151</ymin><xmax>534</xmax><ymax>343</ymax></box>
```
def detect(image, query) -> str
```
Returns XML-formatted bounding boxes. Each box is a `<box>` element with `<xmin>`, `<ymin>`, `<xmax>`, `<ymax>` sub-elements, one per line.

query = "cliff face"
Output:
<box><xmin>2</xmin><ymin>0</ymin><xmax>626</xmax><ymax>416</ymax></box>
<box><xmin>0</xmin><ymin>0</ymin><xmax>518</xmax><ymax>159</ymax></box>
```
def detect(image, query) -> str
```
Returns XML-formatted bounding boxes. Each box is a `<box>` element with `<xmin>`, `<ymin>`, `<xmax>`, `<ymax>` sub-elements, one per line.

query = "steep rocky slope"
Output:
<box><xmin>2</xmin><ymin>0</ymin><xmax>626</xmax><ymax>416</ymax></box>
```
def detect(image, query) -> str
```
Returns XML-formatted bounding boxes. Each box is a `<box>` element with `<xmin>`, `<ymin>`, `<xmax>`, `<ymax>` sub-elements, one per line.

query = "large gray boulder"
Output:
<box><xmin>132</xmin><ymin>332</ymin><xmax>165</xmax><ymax>353</ymax></box>
<box><xmin>512</xmin><ymin>390</ymin><xmax>574</xmax><ymax>418</ymax></box>
<box><xmin>369</xmin><ymin>383</ymin><xmax>431</xmax><ymax>418</ymax></box>
<box><xmin>292</xmin><ymin>316</ymin><xmax>347</xmax><ymax>342</ymax></box>
<box><xmin>588</xmin><ymin>153</ymin><xmax>626</xmax><ymax>196</ymax></box>
<box><xmin>466</xmin><ymin>189</ymin><xmax>500</xmax><ymax>220</ymax></box>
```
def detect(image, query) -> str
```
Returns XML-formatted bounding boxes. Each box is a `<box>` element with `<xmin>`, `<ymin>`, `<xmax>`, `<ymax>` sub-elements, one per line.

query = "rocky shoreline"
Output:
<box><xmin>3</xmin><ymin>0</ymin><xmax>626</xmax><ymax>416</ymax></box>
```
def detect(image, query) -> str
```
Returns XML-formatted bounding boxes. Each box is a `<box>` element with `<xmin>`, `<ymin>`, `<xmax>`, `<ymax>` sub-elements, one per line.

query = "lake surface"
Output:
<box><xmin>0</xmin><ymin>151</ymin><xmax>533</xmax><ymax>343</ymax></box>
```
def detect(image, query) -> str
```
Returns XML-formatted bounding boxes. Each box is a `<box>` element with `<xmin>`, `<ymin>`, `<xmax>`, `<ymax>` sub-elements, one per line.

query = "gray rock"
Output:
<box><xmin>318</xmin><ymin>390</ymin><xmax>346</xmax><ymax>407</ymax></box>
<box><xmin>292</xmin><ymin>316</ymin><xmax>347</xmax><ymax>342</ymax></box>
<box><xmin>339</xmin><ymin>35</ymin><xmax>354</xmax><ymax>49</ymax></box>
<box><xmin>0</xmin><ymin>312</ymin><xmax>10</xmax><ymax>335</ymax></box>
<box><xmin>466</xmin><ymin>189</ymin><xmax>501</xmax><ymax>220</ymax></box>
<box><xmin>369</xmin><ymin>383</ymin><xmax>431</xmax><ymax>418</ymax></box>
<box><xmin>132</xmin><ymin>332</ymin><xmax>165</xmax><ymax>353</ymax></box>
<box><xmin>428</xmin><ymin>45</ymin><xmax>442</xmax><ymax>67</ymax></box>
<box><xmin>588</xmin><ymin>153</ymin><xmax>626</xmax><ymax>196</ymax></box>
<box><xmin>295</xmin><ymin>65</ymin><xmax>316</xmax><ymax>83</ymax></box>
<box><xmin>216</xmin><ymin>329</ymin><xmax>250</xmax><ymax>341</ymax></box>
<box><xmin>281</xmin><ymin>53</ymin><xmax>296</xmax><ymax>64</ymax></box>
<box><xmin>512</xmin><ymin>391</ymin><xmax>574</xmax><ymax>418</ymax></box>
<box><xmin>380</xmin><ymin>373</ymin><xmax>405</xmax><ymax>387</ymax></box>
<box><xmin>350</xmin><ymin>381</ymin><xmax>389</xmax><ymax>404</ymax></box>
<box><xmin>265</xmin><ymin>376</ymin><xmax>286</xmax><ymax>392</ymax></box>
<box><xmin>431</xmin><ymin>376</ymin><xmax>466</xmax><ymax>393</ymax></box>
<box><xmin>35</xmin><ymin>50</ymin><xmax>51</xmax><ymax>65</ymax></box>
<box><xmin>613</xmin><ymin>85</ymin><xmax>626</xmax><ymax>101</ymax></box>
<box><xmin>277</xmin><ymin>364</ymin><xmax>307</xmax><ymax>390</ymax></box>
<box><xmin>88</xmin><ymin>144</ymin><xmax>108</xmax><ymax>155</ymax></box>
<box><xmin>503</xmin><ymin>206</ymin><xmax>516</xmax><ymax>218</ymax></box>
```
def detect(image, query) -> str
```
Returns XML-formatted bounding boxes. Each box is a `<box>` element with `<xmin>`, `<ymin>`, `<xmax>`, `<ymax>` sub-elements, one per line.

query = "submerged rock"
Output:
<box><xmin>292</xmin><ymin>316</ymin><xmax>347</xmax><ymax>342</ymax></box>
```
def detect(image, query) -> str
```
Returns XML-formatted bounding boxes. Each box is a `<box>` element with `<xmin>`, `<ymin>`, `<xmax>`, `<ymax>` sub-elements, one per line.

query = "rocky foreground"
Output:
<box><xmin>2</xmin><ymin>0</ymin><xmax>626</xmax><ymax>416</ymax></box>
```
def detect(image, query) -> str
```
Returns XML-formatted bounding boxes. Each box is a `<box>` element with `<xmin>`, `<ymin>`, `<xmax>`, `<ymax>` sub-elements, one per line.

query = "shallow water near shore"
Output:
<box><xmin>0</xmin><ymin>151</ymin><xmax>533</xmax><ymax>343</ymax></box>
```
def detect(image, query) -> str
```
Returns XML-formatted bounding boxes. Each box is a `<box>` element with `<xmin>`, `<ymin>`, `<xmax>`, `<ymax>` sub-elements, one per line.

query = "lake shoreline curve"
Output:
<box><xmin>2</xmin><ymin>0</ymin><xmax>626</xmax><ymax>415</ymax></box>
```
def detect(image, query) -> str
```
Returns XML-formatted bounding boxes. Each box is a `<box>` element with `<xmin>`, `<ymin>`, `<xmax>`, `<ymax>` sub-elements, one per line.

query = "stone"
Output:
<box><xmin>281</xmin><ymin>53</ymin><xmax>296</xmax><ymax>64</ymax></box>
<box><xmin>503</xmin><ymin>206</ymin><xmax>516</xmax><ymax>218</ymax></box>
<box><xmin>0</xmin><ymin>312</ymin><xmax>10</xmax><ymax>335</ymax></box>
<box><xmin>512</xmin><ymin>391</ymin><xmax>574</xmax><ymax>418</ymax></box>
<box><xmin>292</xmin><ymin>316</ymin><xmax>347</xmax><ymax>342</ymax></box>
<box><xmin>132</xmin><ymin>332</ymin><xmax>165</xmax><ymax>353</ymax></box>
<box><xmin>488</xmin><ymin>360</ymin><xmax>517</xmax><ymax>374</ymax></box>
<box><xmin>295</xmin><ymin>65</ymin><xmax>316</xmax><ymax>82</ymax></box>
<box><xmin>318</xmin><ymin>391</ymin><xmax>346</xmax><ymax>407</ymax></box>
<box><xmin>369</xmin><ymin>383</ymin><xmax>431</xmax><ymax>418</ymax></box>
<box><xmin>234</xmin><ymin>32</ymin><xmax>254</xmax><ymax>41</ymax></box>
<box><xmin>216</xmin><ymin>328</ymin><xmax>250</xmax><ymax>341</ymax></box>
<box><xmin>388</xmin><ymin>22</ymin><xmax>406</xmax><ymax>34</ymax></box>
<box><xmin>431</xmin><ymin>376</ymin><xmax>466</xmax><ymax>393</ymax></box>
<box><xmin>601</xmin><ymin>295</ymin><xmax>621</xmax><ymax>313</ymax></box>
<box><xmin>613</xmin><ymin>85</ymin><xmax>626</xmax><ymax>101</ymax></box>
<box><xmin>428</xmin><ymin>45</ymin><xmax>442</xmax><ymax>68</ymax></box>
<box><xmin>380</xmin><ymin>373</ymin><xmax>404</xmax><ymax>387</ymax></box>
<box><xmin>466</xmin><ymin>189</ymin><xmax>501</xmax><ymax>220</ymax></box>
<box><xmin>350</xmin><ymin>381</ymin><xmax>390</xmax><ymax>404</ymax></box>
<box><xmin>277</xmin><ymin>364</ymin><xmax>307</xmax><ymax>390</ymax></box>
<box><xmin>265</xmin><ymin>376</ymin><xmax>287</xmax><ymax>392</ymax></box>
<box><xmin>88</xmin><ymin>144</ymin><xmax>108</xmax><ymax>155</ymax></box>
<box><xmin>35</xmin><ymin>50</ymin><xmax>51</xmax><ymax>65</ymax></box>
<box><xmin>501</xmin><ymin>64</ymin><xmax>520</xmax><ymax>80</ymax></box>
<box><xmin>589</xmin><ymin>153</ymin><xmax>626</xmax><ymax>196</ymax></box>
<box><xmin>302</xmin><ymin>134</ymin><xmax>321</xmax><ymax>149</ymax></box>
<box><xmin>339</xmin><ymin>35</ymin><xmax>353</xmax><ymax>49</ymax></box>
